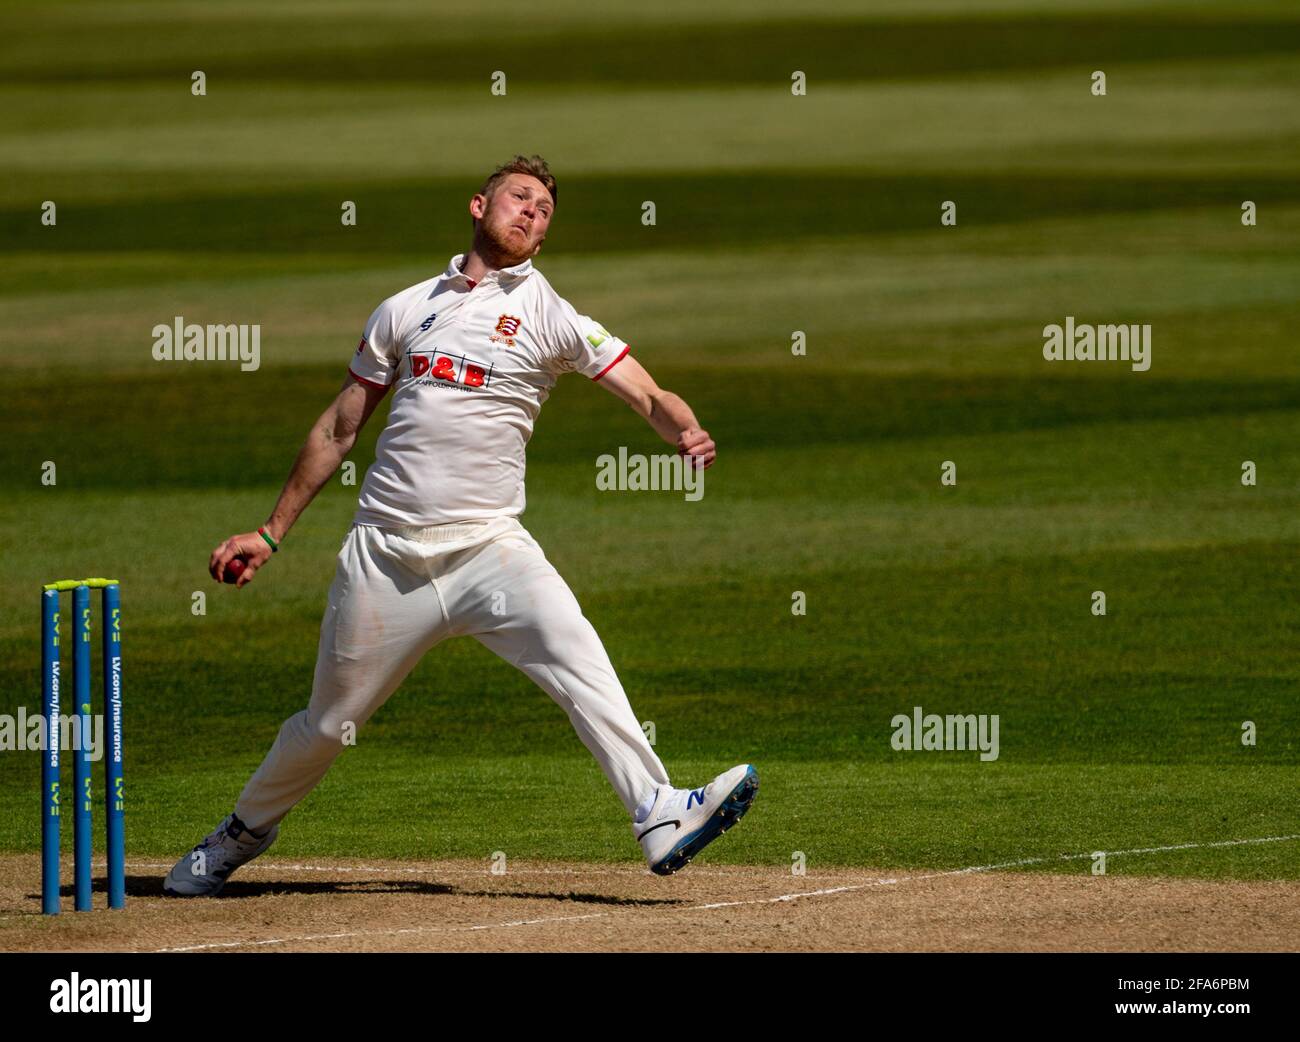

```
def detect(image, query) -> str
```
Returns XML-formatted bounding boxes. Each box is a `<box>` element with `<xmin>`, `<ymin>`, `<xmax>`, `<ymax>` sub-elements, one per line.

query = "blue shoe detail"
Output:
<box><xmin>650</xmin><ymin>766</ymin><xmax>759</xmax><ymax>876</ymax></box>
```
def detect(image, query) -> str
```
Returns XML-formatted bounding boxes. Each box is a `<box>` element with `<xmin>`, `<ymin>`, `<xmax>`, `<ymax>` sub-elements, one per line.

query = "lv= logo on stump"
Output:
<box><xmin>40</xmin><ymin>578</ymin><xmax>125</xmax><ymax>914</ymax></box>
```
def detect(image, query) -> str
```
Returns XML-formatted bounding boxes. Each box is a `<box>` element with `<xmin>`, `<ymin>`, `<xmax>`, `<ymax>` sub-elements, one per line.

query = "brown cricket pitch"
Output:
<box><xmin>1</xmin><ymin>854</ymin><xmax>1296</xmax><ymax>953</ymax></box>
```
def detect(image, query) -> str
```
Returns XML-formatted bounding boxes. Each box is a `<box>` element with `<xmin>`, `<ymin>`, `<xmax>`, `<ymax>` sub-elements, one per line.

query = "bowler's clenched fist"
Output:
<box><xmin>676</xmin><ymin>427</ymin><xmax>716</xmax><ymax>470</ymax></box>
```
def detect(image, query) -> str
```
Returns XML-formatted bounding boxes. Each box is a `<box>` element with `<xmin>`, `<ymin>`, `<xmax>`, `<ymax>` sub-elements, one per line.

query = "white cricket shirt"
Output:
<box><xmin>348</xmin><ymin>253</ymin><xmax>631</xmax><ymax>526</ymax></box>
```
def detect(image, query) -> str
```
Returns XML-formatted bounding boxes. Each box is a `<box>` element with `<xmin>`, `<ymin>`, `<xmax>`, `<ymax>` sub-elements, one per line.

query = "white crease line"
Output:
<box><xmin>690</xmin><ymin>834</ymin><xmax>1300</xmax><ymax>911</ymax></box>
<box><xmin>153</xmin><ymin>832</ymin><xmax>1300</xmax><ymax>953</ymax></box>
<box><xmin>157</xmin><ymin>913</ymin><xmax>613</xmax><ymax>952</ymax></box>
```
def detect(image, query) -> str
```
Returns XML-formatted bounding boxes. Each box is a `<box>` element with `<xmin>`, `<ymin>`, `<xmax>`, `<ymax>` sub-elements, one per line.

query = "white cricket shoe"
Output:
<box><xmin>634</xmin><ymin>764</ymin><xmax>759</xmax><ymax>875</ymax></box>
<box><xmin>163</xmin><ymin>813</ymin><xmax>279</xmax><ymax>897</ymax></box>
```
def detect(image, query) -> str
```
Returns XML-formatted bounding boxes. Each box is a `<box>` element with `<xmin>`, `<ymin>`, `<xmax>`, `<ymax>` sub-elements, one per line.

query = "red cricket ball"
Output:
<box><xmin>223</xmin><ymin>556</ymin><xmax>248</xmax><ymax>584</ymax></box>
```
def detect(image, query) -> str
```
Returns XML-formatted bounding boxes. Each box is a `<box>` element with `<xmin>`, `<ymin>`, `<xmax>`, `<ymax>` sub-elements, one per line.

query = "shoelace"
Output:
<box><xmin>194</xmin><ymin>818</ymin><xmax>243</xmax><ymax>855</ymax></box>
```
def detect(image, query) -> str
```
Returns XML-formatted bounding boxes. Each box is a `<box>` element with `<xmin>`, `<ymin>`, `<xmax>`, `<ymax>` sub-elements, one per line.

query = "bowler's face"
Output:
<box><xmin>475</xmin><ymin>173</ymin><xmax>553</xmax><ymax>260</ymax></box>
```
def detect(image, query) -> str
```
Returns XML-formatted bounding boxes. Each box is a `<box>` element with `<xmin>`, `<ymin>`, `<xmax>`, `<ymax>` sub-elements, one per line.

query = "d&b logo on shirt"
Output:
<box><xmin>408</xmin><ymin>349</ymin><xmax>493</xmax><ymax>390</ymax></box>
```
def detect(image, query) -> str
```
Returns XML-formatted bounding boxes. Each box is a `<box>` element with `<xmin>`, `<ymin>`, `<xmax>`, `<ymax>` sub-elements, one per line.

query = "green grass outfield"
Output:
<box><xmin>1</xmin><ymin>0</ymin><xmax>1297</xmax><ymax>882</ymax></box>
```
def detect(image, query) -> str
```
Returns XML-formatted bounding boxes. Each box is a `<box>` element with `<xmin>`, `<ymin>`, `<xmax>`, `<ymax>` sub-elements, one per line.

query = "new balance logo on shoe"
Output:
<box><xmin>633</xmin><ymin>766</ymin><xmax>759</xmax><ymax>876</ymax></box>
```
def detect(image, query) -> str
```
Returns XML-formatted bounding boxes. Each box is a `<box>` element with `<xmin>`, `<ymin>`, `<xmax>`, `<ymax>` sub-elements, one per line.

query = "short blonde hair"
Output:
<box><xmin>478</xmin><ymin>154</ymin><xmax>557</xmax><ymax>206</ymax></box>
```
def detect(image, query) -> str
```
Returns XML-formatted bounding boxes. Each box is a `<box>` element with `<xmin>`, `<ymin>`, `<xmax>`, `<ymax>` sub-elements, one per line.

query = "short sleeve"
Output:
<box><xmin>349</xmin><ymin>296</ymin><xmax>402</xmax><ymax>388</ymax></box>
<box><xmin>548</xmin><ymin>295</ymin><xmax>631</xmax><ymax>381</ymax></box>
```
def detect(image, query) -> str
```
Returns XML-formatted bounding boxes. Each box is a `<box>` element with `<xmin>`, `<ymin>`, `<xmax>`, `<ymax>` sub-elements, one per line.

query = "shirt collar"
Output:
<box><xmin>445</xmin><ymin>253</ymin><xmax>534</xmax><ymax>285</ymax></box>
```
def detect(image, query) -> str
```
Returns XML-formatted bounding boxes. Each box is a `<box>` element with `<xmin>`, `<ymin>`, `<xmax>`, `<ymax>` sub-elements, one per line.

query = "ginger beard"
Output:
<box><xmin>474</xmin><ymin>187</ymin><xmax>549</xmax><ymax>268</ymax></box>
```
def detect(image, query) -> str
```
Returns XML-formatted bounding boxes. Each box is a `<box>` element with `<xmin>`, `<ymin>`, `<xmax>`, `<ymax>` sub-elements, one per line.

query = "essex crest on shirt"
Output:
<box><xmin>489</xmin><ymin>314</ymin><xmax>522</xmax><ymax>348</ymax></box>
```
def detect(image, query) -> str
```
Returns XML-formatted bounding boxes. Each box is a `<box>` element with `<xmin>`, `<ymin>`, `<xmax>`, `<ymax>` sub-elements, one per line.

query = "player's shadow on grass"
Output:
<box><xmin>448</xmin><ymin>888</ymin><xmax>680</xmax><ymax>908</ymax></box>
<box><xmin>132</xmin><ymin>876</ymin><xmax>680</xmax><ymax>906</ymax></box>
<box><xmin>20</xmin><ymin>875</ymin><xmax>456</xmax><ymax>904</ymax></box>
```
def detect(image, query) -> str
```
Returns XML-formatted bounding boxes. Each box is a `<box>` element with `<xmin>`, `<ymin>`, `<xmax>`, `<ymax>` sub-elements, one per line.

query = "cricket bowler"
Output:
<box><xmin>164</xmin><ymin>155</ymin><xmax>759</xmax><ymax>895</ymax></box>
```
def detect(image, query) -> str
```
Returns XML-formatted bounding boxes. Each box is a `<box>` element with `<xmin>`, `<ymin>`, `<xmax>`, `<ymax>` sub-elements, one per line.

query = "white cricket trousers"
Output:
<box><xmin>235</xmin><ymin>518</ymin><xmax>669</xmax><ymax>831</ymax></box>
